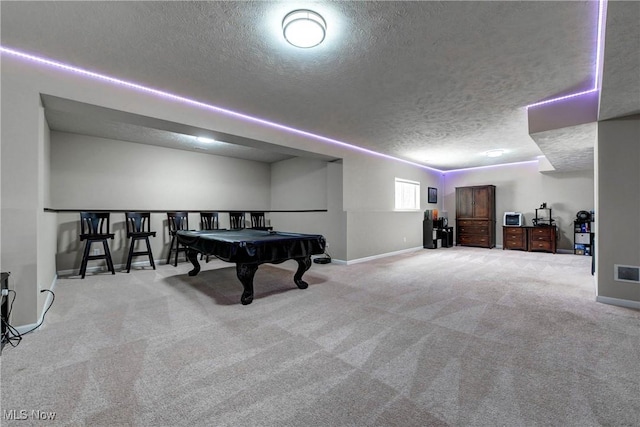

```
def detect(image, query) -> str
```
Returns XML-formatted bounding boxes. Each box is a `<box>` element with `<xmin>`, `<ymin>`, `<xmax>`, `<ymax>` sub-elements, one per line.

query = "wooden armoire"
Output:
<box><xmin>455</xmin><ymin>185</ymin><xmax>496</xmax><ymax>248</ymax></box>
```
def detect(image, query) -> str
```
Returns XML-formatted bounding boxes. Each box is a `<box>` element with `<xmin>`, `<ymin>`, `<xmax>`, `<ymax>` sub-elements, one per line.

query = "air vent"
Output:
<box><xmin>614</xmin><ymin>264</ymin><xmax>640</xmax><ymax>283</ymax></box>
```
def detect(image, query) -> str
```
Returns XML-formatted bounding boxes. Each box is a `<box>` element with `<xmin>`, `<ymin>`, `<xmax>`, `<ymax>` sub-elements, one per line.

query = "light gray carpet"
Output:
<box><xmin>1</xmin><ymin>247</ymin><xmax>639</xmax><ymax>426</ymax></box>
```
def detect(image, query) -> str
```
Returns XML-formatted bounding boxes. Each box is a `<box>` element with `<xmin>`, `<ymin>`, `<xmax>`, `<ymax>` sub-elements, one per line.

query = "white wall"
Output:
<box><xmin>596</xmin><ymin>116</ymin><xmax>640</xmax><ymax>305</ymax></box>
<box><xmin>270</xmin><ymin>158</ymin><xmax>346</xmax><ymax>260</ymax></box>
<box><xmin>443</xmin><ymin>161</ymin><xmax>594</xmax><ymax>250</ymax></box>
<box><xmin>343</xmin><ymin>154</ymin><xmax>443</xmax><ymax>213</ymax></box>
<box><xmin>1</xmin><ymin>64</ymin><xmax>46</xmax><ymax>326</ymax></box>
<box><xmin>38</xmin><ymin>104</ymin><xmax>58</xmax><ymax>314</ymax></box>
<box><xmin>270</xmin><ymin>157</ymin><xmax>328</xmax><ymax>210</ymax></box>
<box><xmin>50</xmin><ymin>132</ymin><xmax>271</xmax><ymax>211</ymax></box>
<box><xmin>269</xmin><ymin>145</ymin><xmax>445</xmax><ymax>262</ymax></box>
<box><xmin>342</xmin><ymin>154</ymin><xmax>443</xmax><ymax>260</ymax></box>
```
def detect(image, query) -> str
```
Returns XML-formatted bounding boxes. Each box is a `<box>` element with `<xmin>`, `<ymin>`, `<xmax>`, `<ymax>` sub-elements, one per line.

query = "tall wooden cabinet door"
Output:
<box><xmin>456</xmin><ymin>185</ymin><xmax>496</xmax><ymax>248</ymax></box>
<box><xmin>472</xmin><ymin>186</ymin><xmax>493</xmax><ymax>219</ymax></box>
<box><xmin>456</xmin><ymin>187</ymin><xmax>474</xmax><ymax>218</ymax></box>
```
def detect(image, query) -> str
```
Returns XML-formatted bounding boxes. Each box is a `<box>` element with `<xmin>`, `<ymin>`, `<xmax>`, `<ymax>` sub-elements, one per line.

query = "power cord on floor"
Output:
<box><xmin>1</xmin><ymin>289</ymin><xmax>55</xmax><ymax>349</ymax></box>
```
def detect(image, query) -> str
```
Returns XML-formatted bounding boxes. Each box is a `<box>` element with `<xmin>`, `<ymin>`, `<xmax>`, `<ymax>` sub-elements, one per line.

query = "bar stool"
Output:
<box><xmin>79</xmin><ymin>212</ymin><xmax>115</xmax><ymax>279</ymax></box>
<box><xmin>229</xmin><ymin>211</ymin><xmax>245</xmax><ymax>229</ymax></box>
<box><xmin>200</xmin><ymin>212</ymin><xmax>219</xmax><ymax>231</ymax></box>
<box><xmin>166</xmin><ymin>212</ymin><xmax>189</xmax><ymax>267</ymax></box>
<box><xmin>200</xmin><ymin>212</ymin><xmax>219</xmax><ymax>262</ymax></box>
<box><xmin>125</xmin><ymin>212</ymin><xmax>156</xmax><ymax>272</ymax></box>
<box><xmin>250</xmin><ymin>212</ymin><xmax>272</xmax><ymax>230</ymax></box>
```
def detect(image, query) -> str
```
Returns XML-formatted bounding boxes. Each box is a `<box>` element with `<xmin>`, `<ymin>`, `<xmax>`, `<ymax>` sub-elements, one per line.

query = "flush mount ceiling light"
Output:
<box><xmin>282</xmin><ymin>9</ymin><xmax>326</xmax><ymax>48</ymax></box>
<box><xmin>196</xmin><ymin>136</ymin><xmax>216</xmax><ymax>143</ymax></box>
<box><xmin>485</xmin><ymin>149</ymin><xmax>504</xmax><ymax>158</ymax></box>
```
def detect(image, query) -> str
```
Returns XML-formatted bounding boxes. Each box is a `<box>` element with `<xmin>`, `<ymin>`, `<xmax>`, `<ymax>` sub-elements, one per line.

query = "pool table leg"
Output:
<box><xmin>186</xmin><ymin>249</ymin><xmax>201</xmax><ymax>276</ymax></box>
<box><xmin>236</xmin><ymin>263</ymin><xmax>258</xmax><ymax>305</ymax></box>
<box><xmin>293</xmin><ymin>256</ymin><xmax>311</xmax><ymax>289</ymax></box>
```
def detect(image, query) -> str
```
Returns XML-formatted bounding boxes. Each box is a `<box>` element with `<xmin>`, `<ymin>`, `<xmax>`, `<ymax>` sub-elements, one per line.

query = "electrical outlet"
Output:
<box><xmin>326</xmin><ymin>242</ymin><xmax>330</xmax><ymax>248</ymax></box>
<box><xmin>92</xmin><ymin>248</ymin><xmax>100</xmax><ymax>255</ymax></box>
<box><xmin>403</xmin><ymin>237</ymin><xmax>407</xmax><ymax>242</ymax></box>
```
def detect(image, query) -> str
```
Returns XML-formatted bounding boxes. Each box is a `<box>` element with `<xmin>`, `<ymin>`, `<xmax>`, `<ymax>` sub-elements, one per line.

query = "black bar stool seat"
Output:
<box><xmin>79</xmin><ymin>212</ymin><xmax>116</xmax><ymax>279</ymax></box>
<box><xmin>250</xmin><ymin>211</ymin><xmax>272</xmax><ymax>231</ymax></box>
<box><xmin>125</xmin><ymin>212</ymin><xmax>156</xmax><ymax>272</ymax></box>
<box><xmin>229</xmin><ymin>211</ymin><xmax>245</xmax><ymax>229</ymax></box>
<box><xmin>167</xmin><ymin>212</ymin><xmax>189</xmax><ymax>267</ymax></box>
<box><xmin>200</xmin><ymin>211</ymin><xmax>219</xmax><ymax>231</ymax></box>
<box><xmin>200</xmin><ymin>212</ymin><xmax>219</xmax><ymax>262</ymax></box>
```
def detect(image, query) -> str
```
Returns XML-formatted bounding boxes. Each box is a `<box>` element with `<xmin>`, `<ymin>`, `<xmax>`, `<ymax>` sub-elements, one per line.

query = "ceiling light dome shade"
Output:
<box><xmin>485</xmin><ymin>149</ymin><xmax>504</xmax><ymax>158</ymax></box>
<box><xmin>282</xmin><ymin>10</ymin><xmax>326</xmax><ymax>48</ymax></box>
<box><xmin>196</xmin><ymin>136</ymin><xmax>216</xmax><ymax>144</ymax></box>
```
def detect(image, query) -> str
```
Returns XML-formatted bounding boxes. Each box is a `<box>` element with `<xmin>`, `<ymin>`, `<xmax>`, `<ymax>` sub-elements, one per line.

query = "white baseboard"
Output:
<box><xmin>596</xmin><ymin>295</ymin><xmax>640</xmax><ymax>310</ymax></box>
<box><xmin>57</xmin><ymin>259</ymin><xmax>164</xmax><ymax>277</ymax></box>
<box><xmin>346</xmin><ymin>246</ymin><xmax>423</xmax><ymax>265</ymax></box>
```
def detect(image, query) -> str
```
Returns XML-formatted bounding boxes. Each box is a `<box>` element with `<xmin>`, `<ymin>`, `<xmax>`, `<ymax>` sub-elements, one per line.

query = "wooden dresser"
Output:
<box><xmin>503</xmin><ymin>226</ymin><xmax>528</xmax><ymax>251</ymax></box>
<box><xmin>456</xmin><ymin>185</ymin><xmax>496</xmax><ymax>248</ymax></box>
<box><xmin>502</xmin><ymin>226</ymin><xmax>557</xmax><ymax>254</ymax></box>
<box><xmin>528</xmin><ymin>226</ymin><xmax>557</xmax><ymax>254</ymax></box>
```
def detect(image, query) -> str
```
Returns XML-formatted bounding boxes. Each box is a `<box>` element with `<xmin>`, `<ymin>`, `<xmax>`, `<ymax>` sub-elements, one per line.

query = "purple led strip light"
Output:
<box><xmin>526</xmin><ymin>0</ymin><xmax>606</xmax><ymax>109</ymax></box>
<box><xmin>0</xmin><ymin>45</ymin><xmax>442</xmax><ymax>173</ymax></box>
<box><xmin>444</xmin><ymin>160</ymin><xmax>539</xmax><ymax>174</ymax></box>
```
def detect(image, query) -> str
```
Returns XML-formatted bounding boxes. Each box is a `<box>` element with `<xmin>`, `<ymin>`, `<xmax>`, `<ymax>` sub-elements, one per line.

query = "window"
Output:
<box><xmin>395</xmin><ymin>178</ymin><xmax>420</xmax><ymax>210</ymax></box>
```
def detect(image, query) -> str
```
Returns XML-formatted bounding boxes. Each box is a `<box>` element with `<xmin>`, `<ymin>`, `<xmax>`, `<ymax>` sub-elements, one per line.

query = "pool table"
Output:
<box><xmin>176</xmin><ymin>229</ymin><xmax>326</xmax><ymax>305</ymax></box>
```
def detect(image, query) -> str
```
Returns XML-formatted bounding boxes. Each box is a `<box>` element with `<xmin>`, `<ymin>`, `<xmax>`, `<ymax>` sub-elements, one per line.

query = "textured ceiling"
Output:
<box><xmin>530</xmin><ymin>123</ymin><xmax>597</xmax><ymax>172</ymax></box>
<box><xmin>2</xmin><ymin>1</ymin><xmax>638</xmax><ymax>170</ymax></box>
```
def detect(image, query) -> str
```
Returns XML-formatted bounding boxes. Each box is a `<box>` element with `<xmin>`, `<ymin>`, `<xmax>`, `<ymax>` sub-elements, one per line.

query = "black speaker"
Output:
<box><xmin>423</xmin><ymin>219</ymin><xmax>435</xmax><ymax>249</ymax></box>
<box><xmin>576</xmin><ymin>210</ymin><xmax>591</xmax><ymax>221</ymax></box>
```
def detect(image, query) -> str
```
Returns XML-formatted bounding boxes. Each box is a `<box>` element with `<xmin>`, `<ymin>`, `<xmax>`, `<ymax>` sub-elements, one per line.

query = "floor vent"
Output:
<box><xmin>614</xmin><ymin>264</ymin><xmax>640</xmax><ymax>283</ymax></box>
